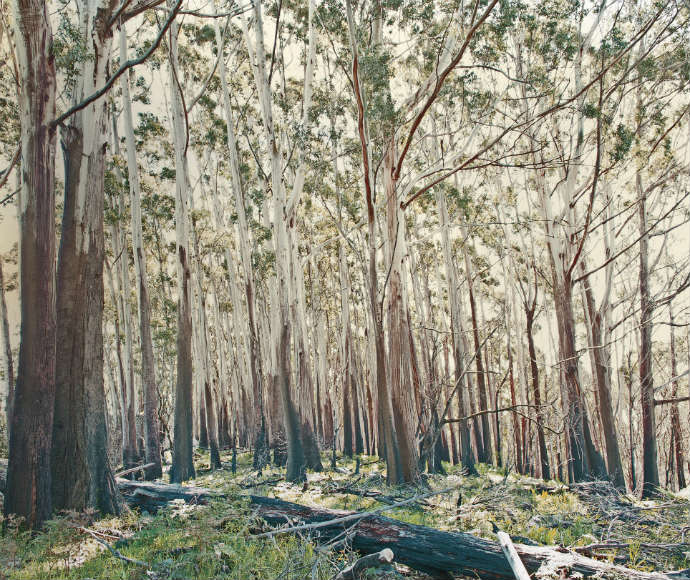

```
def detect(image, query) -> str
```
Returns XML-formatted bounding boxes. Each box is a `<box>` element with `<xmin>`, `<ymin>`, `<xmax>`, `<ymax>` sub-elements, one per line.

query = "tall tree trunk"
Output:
<box><xmin>383</xmin><ymin>146</ymin><xmax>419</xmax><ymax>483</ymax></box>
<box><xmin>460</xmin><ymin>226</ymin><xmax>492</xmax><ymax>465</ymax></box>
<box><xmin>119</xmin><ymin>23</ymin><xmax>162</xmax><ymax>480</ymax></box>
<box><xmin>436</xmin><ymin>187</ymin><xmax>474</xmax><ymax>473</ymax></box>
<box><xmin>168</xmin><ymin>7</ymin><xmax>195</xmax><ymax>484</ymax></box>
<box><xmin>5</xmin><ymin>0</ymin><xmax>57</xmax><ymax>529</ymax></box>
<box><xmin>114</xmin><ymin>183</ymin><xmax>138</xmax><ymax>468</ymax></box>
<box><xmin>51</xmin><ymin>0</ymin><xmax>121</xmax><ymax>515</ymax></box>
<box><xmin>344</xmin><ymin>0</ymin><xmax>403</xmax><ymax>483</ymax></box>
<box><xmin>211</xmin><ymin>3</ymin><xmax>265</xmax><ymax>462</ymax></box>
<box><xmin>637</xmin><ymin>180</ymin><xmax>658</xmax><ymax>498</ymax></box>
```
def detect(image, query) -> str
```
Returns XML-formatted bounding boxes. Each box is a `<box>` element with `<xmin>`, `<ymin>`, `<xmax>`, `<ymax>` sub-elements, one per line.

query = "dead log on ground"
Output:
<box><xmin>116</xmin><ymin>478</ymin><xmax>224</xmax><ymax>512</ymax></box>
<box><xmin>116</xmin><ymin>479</ymin><xmax>689</xmax><ymax>580</ymax></box>
<box><xmin>250</xmin><ymin>495</ymin><xmax>690</xmax><ymax>580</ymax></box>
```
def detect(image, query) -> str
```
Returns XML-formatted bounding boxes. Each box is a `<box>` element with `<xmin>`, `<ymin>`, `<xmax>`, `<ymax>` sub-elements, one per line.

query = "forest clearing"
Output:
<box><xmin>1</xmin><ymin>0</ymin><xmax>690</xmax><ymax>577</ymax></box>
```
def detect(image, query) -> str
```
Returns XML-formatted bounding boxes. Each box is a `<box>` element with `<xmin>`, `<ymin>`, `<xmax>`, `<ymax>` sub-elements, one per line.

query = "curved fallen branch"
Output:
<box><xmin>75</xmin><ymin>526</ymin><xmax>149</xmax><ymax>568</ymax></box>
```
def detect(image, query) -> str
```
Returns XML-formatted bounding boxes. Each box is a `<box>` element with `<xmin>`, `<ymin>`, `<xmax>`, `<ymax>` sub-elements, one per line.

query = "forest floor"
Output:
<box><xmin>1</xmin><ymin>451</ymin><xmax>689</xmax><ymax>579</ymax></box>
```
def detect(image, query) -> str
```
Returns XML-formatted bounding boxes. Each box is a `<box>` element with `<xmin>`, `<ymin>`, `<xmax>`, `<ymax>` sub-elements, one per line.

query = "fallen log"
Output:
<box><xmin>116</xmin><ymin>479</ymin><xmax>690</xmax><ymax>580</ymax></box>
<box><xmin>116</xmin><ymin>478</ymin><xmax>223</xmax><ymax>512</ymax></box>
<box><xmin>250</xmin><ymin>495</ymin><xmax>689</xmax><ymax>580</ymax></box>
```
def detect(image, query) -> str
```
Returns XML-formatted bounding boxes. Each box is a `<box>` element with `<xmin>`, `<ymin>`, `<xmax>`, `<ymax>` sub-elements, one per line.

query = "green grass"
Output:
<box><xmin>2</xmin><ymin>452</ymin><xmax>689</xmax><ymax>579</ymax></box>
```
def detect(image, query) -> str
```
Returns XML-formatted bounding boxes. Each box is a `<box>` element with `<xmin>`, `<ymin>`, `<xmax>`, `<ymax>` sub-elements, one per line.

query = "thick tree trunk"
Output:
<box><xmin>51</xmin><ymin>0</ymin><xmax>121</xmax><ymax>516</ymax></box>
<box><xmin>5</xmin><ymin>0</ymin><xmax>57</xmax><ymax>529</ymax></box>
<box><xmin>168</xmin><ymin>9</ymin><xmax>195</xmax><ymax>484</ymax></box>
<box><xmin>119</xmin><ymin>24</ymin><xmax>162</xmax><ymax>481</ymax></box>
<box><xmin>383</xmin><ymin>147</ymin><xmax>419</xmax><ymax>483</ymax></box>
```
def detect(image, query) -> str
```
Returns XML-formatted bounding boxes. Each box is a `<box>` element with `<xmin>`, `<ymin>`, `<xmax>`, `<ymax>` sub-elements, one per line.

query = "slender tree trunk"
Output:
<box><xmin>637</xmin><ymin>181</ymin><xmax>659</xmax><ymax>498</ymax></box>
<box><xmin>669</xmin><ymin>308</ymin><xmax>686</xmax><ymax>490</ymax></box>
<box><xmin>436</xmin><ymin>187</ymin><xmax>474</xmax><ymax>473</ymax></box>
<box><xmin>211</xmin><ymin>4</ymin><xmax>265</xmax><ymax>462</ymax></box>
<box><xmin>119</xmin><ymin>23</ymin><xmax>162</xmax><ymax>480</ymax></box>
<box><xmin>460</xmin><ymin>230</ymin><xmax>492</xmax><ymax>465</ymax></box>
<box><xmin>112</xmin><ymin>180</ymin><xmax>138</xmax><ymax>468</ymax></box>
<box><xmin>204</xmin><ymin>381</ymin><xmax>221</xmax><ymax>470</ymax></box>
<box><xmin>525</xmin><ymin>307</ymin><xmax>550</xmax><ymax>480</ymax></box>
<box><xmin>5</xmin><ymin>0</ymin><xmax>57</xmax><ymax>528</ymax></box>
<box><xmin>0</xmin><ymin>257</ymin><xmax>14</xmax><ymax>431</ymax></box>
<box><xmin>552</xmin><ymin>276</ymin><xmax>604</xmax><ymax>482</ymax></box>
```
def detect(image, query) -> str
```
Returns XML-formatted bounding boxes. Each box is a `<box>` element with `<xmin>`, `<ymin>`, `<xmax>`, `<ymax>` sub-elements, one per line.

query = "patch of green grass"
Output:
<box><xmin>4</xmin><ymin>496</ymin><xmax>341</xmax><ymax>580</ymax></box>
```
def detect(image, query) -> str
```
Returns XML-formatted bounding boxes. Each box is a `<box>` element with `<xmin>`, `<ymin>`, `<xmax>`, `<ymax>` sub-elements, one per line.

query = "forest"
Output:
<box><xmin>0</xmin><ymin>0</ymin><xmax>690</xmax><ymax>578</ymax></box>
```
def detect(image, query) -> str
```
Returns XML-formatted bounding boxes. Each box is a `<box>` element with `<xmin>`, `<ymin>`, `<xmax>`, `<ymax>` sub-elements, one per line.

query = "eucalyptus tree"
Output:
<box><xmin>210</xmin><ymin>1</ymin><xmax>268</xmax><ymax>467</ymax></box>
<box><xmin>119</xmin><ymin>22</ymin><xmax>162</xmax><ymax>480</ymax></box>
<box><xmin>4</xmin><ymin>0</ymin><xmax>57</xmax><ymax>528</ymax></box>
<box><xmin>240</xmin><ymin>0</ymin><xmax>321</xmax><ymax>481</ymax></box>
<box><xmin>51</xmin><ymin>0</ymin><xmax>129</xmax><ymax>514</ymax></box>
<box><xmin>167</xmin><ymin>2</ymin><xmax>195</xmax><ymax>483</ymax></box>
<box><xmin>343</xmin><ymin>0</ymin><xmax>506</xmax><ymax>483</ymax></box>
<box><xmin>515</xmin><ymin>0</ymin><xmax>609</xmax><ymax>483</ymax></box>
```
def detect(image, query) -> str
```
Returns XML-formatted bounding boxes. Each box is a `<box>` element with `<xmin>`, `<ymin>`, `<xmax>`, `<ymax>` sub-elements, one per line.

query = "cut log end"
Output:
<box><xmin>333</xmin><ymin>548</ymin><xmax>395</xmax><ymax>580</ymax></box>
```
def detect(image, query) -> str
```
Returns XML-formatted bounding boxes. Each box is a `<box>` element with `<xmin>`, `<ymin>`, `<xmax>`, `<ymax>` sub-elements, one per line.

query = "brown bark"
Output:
<box><xmin>465</xmin><ymin>249</ymin><xmax>492</xmax><ymax>464</ymax></box>
<box><xmin>52</xmin><ymin>110</ymin><xmax>120</xmax><ymax>515</ymax></box>
<box><xmin>581</xmin><ymin>266</ymin><xmax>625</xmax><ymax>488</ymax></box>
<box><xmin>384</xmin><ymin>146</ymin><xmax>419</xmax><ymax>483</ymax></box>
<box><xmin>552</xmin><ymin>274</ymin><xmax>604</xmax><ymax>482</ymax></box>
<box><xmin>525</xmin><ymin>305</ymin><xmax>550</xmax><ymax>480</ymax></box>
<box><xmin>5</xmin><ymin>0</ymin><xmax>57</xmax><ymax>529</ymax></box>
<box><xmin>170</xmin><ymin>247</ymin><xmax>195</xmax><ymax>483</ymax></box>
<box><xmin>638</xmin><ymin>184</ymin><xmax>659</xmax><ymax>498</ymax></box>
<box><xmin>204</xmin><ymin>381</ymin><xmax>221</xmax><ymax>470</ymax></box>
<box><xmin>669</xmin><ymin>309</ymin><xmax>685</xmax><ymax>490</ymax></box>
<box><xmin>507</xmin><ymin>336</ymin><xmax>523</xmax><ymax>474</ymax></box>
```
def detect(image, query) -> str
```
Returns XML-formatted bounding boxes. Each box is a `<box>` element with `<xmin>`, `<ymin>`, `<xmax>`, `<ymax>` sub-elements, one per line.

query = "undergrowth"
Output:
<box><xmin>1</xmin><ymin>450</ymin><xmax>688</xmax><ymax>579</ymax></box>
